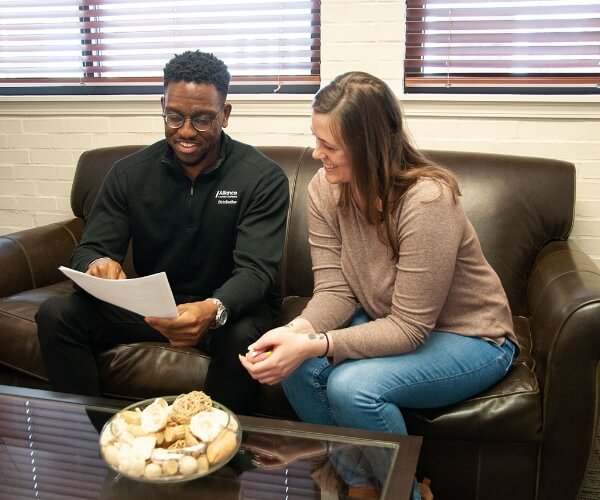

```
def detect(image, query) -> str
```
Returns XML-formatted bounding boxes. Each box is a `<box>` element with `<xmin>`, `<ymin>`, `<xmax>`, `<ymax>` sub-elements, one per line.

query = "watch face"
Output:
<box><xmin>219</xmin><ymin>309</ymin><xmax>228</xmax><ymax>325</ymax></box>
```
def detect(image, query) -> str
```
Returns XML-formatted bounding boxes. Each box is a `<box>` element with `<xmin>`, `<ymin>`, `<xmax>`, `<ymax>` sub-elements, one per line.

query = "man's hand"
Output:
<box><xmin>86</xmin><ymin>257</ymin><xmax>127</xmax><ymax>279</ymax></box>
<box><xmin>145</xmin><ymin>299</ymin><xmax>218</xmax><ymax>347</ymax></box>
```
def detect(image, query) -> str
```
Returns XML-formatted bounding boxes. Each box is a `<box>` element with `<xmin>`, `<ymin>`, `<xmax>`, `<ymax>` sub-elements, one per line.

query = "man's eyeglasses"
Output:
<box><xmin>162</xmin><ymin>103</ymin><xmax>225</xmax><ymax>132</ymax></box>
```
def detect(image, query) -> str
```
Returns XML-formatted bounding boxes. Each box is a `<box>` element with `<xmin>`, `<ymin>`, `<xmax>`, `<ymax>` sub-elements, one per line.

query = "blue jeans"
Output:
<box><xmin>282</xmin><ymin>309</ymin><xmax>516</xmax><ymax>498</ymax></box>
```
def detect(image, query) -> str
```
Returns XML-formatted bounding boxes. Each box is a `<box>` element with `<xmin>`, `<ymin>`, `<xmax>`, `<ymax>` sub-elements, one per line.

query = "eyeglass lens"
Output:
<box><xmin>163</xmin><ymin>103</ymin><xmax>224</xmax><ymax>132</ymax></box>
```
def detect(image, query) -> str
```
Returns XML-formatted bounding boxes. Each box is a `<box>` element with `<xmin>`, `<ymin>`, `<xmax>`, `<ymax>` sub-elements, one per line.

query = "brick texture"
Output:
<box><xmin>0</xmin><ymin>1</ymin><xmax>598</xmax><ymax>268</ymax></box>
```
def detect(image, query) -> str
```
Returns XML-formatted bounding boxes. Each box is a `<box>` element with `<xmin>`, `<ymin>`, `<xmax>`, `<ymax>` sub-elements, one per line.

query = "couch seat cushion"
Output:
<box><xmin>0</xmin><ymin>280</ymin><xmax>75</xmax><ymax>380</ymax></box>
<box><xmin>97</xmin><ymin>343</ymin><xmax>210</xmax><ymax>400</ymax></box>
<box><xmin>405</xmin><ymin>316</ymin><xmax>541</xmax><ymax>442</ymax></box>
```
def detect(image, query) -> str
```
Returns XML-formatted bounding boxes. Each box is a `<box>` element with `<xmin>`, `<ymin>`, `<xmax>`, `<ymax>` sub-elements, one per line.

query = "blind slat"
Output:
<box><xmin>407</xmin><ymin>45</ymin><xmax>600</xmax><ymax>57</ymax></box>
<box><xmin>409</xmin><ymin>0</ymin><xmax>599</xmax><ymax>5</ymax></box>
<box><xmin>407</xmin><ymin>4</ymin><xmax>599</xmax><ymax>17</ymax></box>
<box><xmin>406</xmin><ymin>31</ymin><xmax>600</xmax><ymax>44</ymax></box>
<box><xmin>406</xmin><ymin>75</ymin><xmax>599</xmax><ymax>86</ymax></box>
<box><xmin>405</xmin><ymin>61</ymin><xmax>599</xmax><ymax>72</ymax></box>
<box><xmin>407</xmin><ymin>18</ymin><xmax>600</xmax><ymax>31</ymax></box>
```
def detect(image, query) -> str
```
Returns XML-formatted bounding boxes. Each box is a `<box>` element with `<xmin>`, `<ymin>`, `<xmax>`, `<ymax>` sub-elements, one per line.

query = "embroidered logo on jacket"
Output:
<box><xmin>215</xmin><ymin>190</ymin><xmax>238</xmax><ymax>205</ymax></box>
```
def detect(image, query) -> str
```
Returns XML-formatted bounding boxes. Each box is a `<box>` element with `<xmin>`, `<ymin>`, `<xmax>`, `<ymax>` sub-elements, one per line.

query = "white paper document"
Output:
<box><xmin>59</xmin><ymin>266</ymin><xmax>178</xmax><ymax>318</ymax></box>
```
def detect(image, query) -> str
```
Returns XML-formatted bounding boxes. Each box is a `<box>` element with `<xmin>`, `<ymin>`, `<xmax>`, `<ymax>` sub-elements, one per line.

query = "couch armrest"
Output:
<box><xmin>527</xmin><ymin>240</ymin><xmax>600</xmax><ymax>500</ymax></box>
<box><xmin>0</xmin><ymin>218</ymin><xmax>83</xmax><ymax>298</ymax></box>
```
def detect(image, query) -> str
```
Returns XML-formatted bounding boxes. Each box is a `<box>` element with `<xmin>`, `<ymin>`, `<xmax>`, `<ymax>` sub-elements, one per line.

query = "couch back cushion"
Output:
<box><xmin>257</xmin><ymin>147</ymin><xmax>321</xmax><ymax>298</ymax></box>
<box><xmin>425</xmin><ymin>150</ymin><xmax>575</xmax><ymax>315</ymax></box>
<box><xmin>71</xmin><ymin>145</ymin><xmax>575</xmax><ymax>316</ymax></box>
<box><xmin>71</xmin><ymin>145</ymin><xmax>146</xmax><ymax>219</ymax></box>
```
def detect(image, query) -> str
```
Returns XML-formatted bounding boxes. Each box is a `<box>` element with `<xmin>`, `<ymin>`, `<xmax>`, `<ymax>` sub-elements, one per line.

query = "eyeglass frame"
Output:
<box><xmin>162</xmin><ymin>102</ymin><xmax>226</xmax><ymax>133</ymax></box>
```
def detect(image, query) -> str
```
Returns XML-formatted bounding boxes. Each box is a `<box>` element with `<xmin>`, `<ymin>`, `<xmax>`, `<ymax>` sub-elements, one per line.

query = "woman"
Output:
<box><xmin>240</xmin><ymin>71</ymin><xmax>518</xmax><ymax>497</ymax></box>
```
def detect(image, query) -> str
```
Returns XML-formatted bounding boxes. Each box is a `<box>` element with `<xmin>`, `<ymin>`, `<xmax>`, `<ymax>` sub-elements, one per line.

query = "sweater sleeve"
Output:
<box><xmin>329</xmin><ymin>179</ymin><xmax>466</xmax><ymax>365</ymax></box>
<box><xmin>299</xmin><ymin>171</ymin><xmax>359</xmax><ymax>331</ymax></box>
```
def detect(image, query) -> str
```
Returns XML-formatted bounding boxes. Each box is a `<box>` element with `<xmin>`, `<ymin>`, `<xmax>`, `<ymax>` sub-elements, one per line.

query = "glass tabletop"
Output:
<box><xmin>0</xmin><ymin>385</ymin><xmax>421</xmax><ymax>500</ymax></box>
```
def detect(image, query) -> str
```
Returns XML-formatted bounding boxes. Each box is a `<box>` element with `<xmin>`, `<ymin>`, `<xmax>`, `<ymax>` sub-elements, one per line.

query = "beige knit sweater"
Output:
<box><xmin>299</xmin><ymin>169</ymin><xmax>517</xmax><ymax>366</ymax></box>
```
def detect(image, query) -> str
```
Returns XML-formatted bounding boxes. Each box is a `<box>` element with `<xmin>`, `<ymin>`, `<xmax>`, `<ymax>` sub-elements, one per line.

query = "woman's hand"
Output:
<box><xmin>241</xmin><ymin>318</ymin><xmax>316</xmax><ymax>363</ymax></box>
<box><xmin>239</xmin><ymin>329</ymin><xmax>329</xmax><ymax>385</ymax></box>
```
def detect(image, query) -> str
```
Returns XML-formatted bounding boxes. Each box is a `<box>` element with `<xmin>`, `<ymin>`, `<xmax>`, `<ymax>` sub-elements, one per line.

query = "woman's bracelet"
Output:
<box><xmin>319</xmin><ymin>332</ymin><xmax>330</xmax><ymax>358</ymax></box>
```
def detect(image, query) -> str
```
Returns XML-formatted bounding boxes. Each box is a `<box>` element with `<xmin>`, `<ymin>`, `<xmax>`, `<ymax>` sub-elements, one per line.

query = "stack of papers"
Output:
<box><xmin>59</xmin><ymin>266</ymin><xmax>178</xmax><ymax>318</ymax></box>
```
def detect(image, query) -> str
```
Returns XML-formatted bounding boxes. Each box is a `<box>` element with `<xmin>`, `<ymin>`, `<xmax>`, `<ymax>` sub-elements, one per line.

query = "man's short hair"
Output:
<box><xmin>163</xmin><ymin>50</ymin><xmax>230</xmax><ymax>99</ymax></box>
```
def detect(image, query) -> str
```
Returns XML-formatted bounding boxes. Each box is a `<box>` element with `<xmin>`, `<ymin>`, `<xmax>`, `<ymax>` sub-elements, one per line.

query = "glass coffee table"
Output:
<box><xmin>0</xmin><ymin>385</ymin><xmax>421</xmax><ymax>499</ymax></box>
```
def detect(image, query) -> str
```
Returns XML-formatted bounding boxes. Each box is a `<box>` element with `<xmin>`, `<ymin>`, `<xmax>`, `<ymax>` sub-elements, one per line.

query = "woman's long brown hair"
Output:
<box><xmin>312</xmin><ymin>71</ymin><xmax>461</xmax><ymax>258</ymax></box>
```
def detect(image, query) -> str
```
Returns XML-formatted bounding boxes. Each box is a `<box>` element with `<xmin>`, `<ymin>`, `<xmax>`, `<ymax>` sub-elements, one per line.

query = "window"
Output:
<box><xmin>0</xmin><ymin>0</ymin><xmax>321</xmax><ymax>95</ymax></box>
<box><xmin>405</xmin><ymin>0</ymin><xmax>600</xmax><ymax>93</ymax></box>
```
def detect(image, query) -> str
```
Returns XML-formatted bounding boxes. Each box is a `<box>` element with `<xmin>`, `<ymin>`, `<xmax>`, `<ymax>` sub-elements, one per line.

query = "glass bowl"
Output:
<box><xmin>99</xmin><ymin>393</ymin><xmax>241</xmax><ymax>483</ymax></box>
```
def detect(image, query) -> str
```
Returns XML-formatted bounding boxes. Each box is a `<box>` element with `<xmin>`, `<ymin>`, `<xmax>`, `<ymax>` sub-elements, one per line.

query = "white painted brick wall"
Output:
<box><xmin>321</xmin><ymin>1</ymin><xmax>406</xmax><ymax>93</ymax></box>
<box><xmin>0</xmin><ymin>0</ymin><xmax>598</xmax><ymax>269</ymax></box>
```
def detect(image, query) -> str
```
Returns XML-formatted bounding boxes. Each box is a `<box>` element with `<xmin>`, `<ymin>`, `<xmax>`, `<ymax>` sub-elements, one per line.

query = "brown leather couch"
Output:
<box><xmin>1</xmin><ymin>145</ymin><xmax>599</xmax><ymax>500</ymax></box>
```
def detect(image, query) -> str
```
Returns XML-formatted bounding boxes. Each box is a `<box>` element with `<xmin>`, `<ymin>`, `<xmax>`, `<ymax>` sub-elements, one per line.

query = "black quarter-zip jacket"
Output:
<box><xmin>71</xmin><ymin>134</ymin><xmax>290</xmax><ymax>321</ymax></box>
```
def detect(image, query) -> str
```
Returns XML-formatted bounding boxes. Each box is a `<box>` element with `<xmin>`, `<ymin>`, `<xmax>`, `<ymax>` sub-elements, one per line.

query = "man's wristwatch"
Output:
<box><xmin>207</xmin><ymin>298</ymin><xmax>228</xmax><ymax>328</ymax></box>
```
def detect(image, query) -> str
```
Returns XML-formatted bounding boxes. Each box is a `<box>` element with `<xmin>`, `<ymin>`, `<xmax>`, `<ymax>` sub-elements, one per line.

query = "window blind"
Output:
<box><xmin>405</xmin><ymin>0</ymin><xmax>600</xmax><ymax>93</ymax></box>
<box><xmin>0</xmin><ymin>0</ymin><xmax>321</xmax><ymax>94</ymax></box>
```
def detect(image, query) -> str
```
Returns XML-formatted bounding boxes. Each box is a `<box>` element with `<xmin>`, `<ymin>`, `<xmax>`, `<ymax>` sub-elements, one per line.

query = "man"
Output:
<box><xmin>36</xmin><ymin>51</ymin><xmax>289</xmax><ymax>414</ymax></box>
